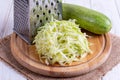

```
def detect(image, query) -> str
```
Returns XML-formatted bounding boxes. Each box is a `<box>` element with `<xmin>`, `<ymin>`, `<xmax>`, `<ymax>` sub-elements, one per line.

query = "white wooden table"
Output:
<box><xmin>0</xmin><ymin>0</ymin><xmax>120</xmax><ymax>80</ymax></box>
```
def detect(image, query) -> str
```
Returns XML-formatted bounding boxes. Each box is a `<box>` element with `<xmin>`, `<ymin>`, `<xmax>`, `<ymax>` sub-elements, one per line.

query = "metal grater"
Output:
<box><xmin>14</xmin><ymin>0</ymin><xmax>62</xmax><ymax>44</ymax></box>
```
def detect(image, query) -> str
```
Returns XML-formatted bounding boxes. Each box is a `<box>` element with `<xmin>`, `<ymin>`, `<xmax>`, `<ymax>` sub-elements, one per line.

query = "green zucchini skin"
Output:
<box><xmin>62</xmin><ymin>3</ymin><xmax>112</xmax><ymax>34</ymax></box>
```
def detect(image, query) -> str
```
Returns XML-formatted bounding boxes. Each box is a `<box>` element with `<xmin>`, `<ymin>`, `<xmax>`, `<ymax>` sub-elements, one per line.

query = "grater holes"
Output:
<box><xmin>29</xmin><ymin>0</ymin><xmax>62</xmax><ymax>39</ymax></box>
<box><xmin>54</xmin><ymin>8</ymin><xmax>57</xmax><ymax>10</ymax></box>
<box><xmin>48</xmin><ymin>10</ymin><xmax>51</xmax><ymax>14</ymax></box>
<box><xmin>46</xmin><ymin>17</ymin><xmax>48</xmax><ymax>21</ymax></box>
<box><xmin>33</xmin><ymin>9</ymin><xmax>35</xmax><ymax>13</ymax></box>
<box><xmin>36</xmin><ymin>14</ymin><xmax>39</xmax><ymax>18</ymax></box>
<box><xmin>45</xmin><ymin>5</ymin><xmax>48</xmax><ymax>8</ymax></box>
<box><xmin>51</xmin><ymin>2</ymin><xmax>54</xmax><ymax>6</ymax></box>
<box><xmin>34</xmin><ymin>22</ymin><xmax>36</xmax><ymax>26</ymax></box>
<box><xmin>57</xmin><ymin>12</ymin><xmax>60</xmax><ymax>16</ymax></box>
<box><xmin>43</xmin><ymin>12</ymin><xmax>45</xmax><ymax>15</ymax></box>
<box><xmin>40</xmin><ymin>20</ymin><xmax>42</xmax><ymax>23</ymax></box>
<box><xmin>40</xmin><ymin>7</ymin><xmax>42</xmax><ymax>10</ymax></box>
<box><xmin>57</xmin><ymin>0</ymin><xmax>59</xmax><ymax>3</ymax></box>
<box><xmin>36</xmin><ymin>1</ymin><xmax>39</xmax><ymax>6</ymax></box>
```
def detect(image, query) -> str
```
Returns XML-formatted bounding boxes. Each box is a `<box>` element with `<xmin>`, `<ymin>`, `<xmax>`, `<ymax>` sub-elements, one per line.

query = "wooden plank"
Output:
<box><xmin>0</xmin><ymin>0</ymin><xmax>13</xmax><ymax>38</ymax></box>
<box><xmin>0</xmin><ymin>0</ymin><xmax>11</xmax><ymax>27</ymax></box>
<box><xmin>103</xmin><ymin>63</ymin><xmax>120</xmax><ymax>80</ymax></box>
<box><xmin>63</xmin><ymin>0</ymin><xmax>91</xmax><ymax>8</ymax></box>
<box><xmin>91</xmin><ymin>0</ymin><xmax>120</xmax><ymax>36</ymax></box>
<box><xmin>4</xmin><ymin>0</ymin><xmax>13</xmax><ymax>37</ymax></box>
<box><xmin>115</xmin><ymin>0</ymin><xmax>120</xmax><ymax>13</ymax></box>
<box><xmin>115</xmin><ymin>0</ymin><xmax>120</xmax><ymax>20</ymax></box>
<box><xmin>0</xmin><ymin>61</ymin><xmax>26</xmax><ymax>80</ymax></box>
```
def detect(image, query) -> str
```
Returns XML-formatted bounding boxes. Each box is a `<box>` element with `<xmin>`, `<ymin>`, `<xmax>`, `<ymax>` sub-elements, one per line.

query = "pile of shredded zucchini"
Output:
<box><xmin>33</xmin><ymin>20</ymin><xmax>91</xmax><ymax>66</ymax></box>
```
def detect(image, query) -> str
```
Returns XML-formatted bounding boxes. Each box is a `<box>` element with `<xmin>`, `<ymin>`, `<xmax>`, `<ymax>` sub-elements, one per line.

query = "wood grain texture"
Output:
<box><xmin>10</xmin><ymin>32</ymin><xmax>111</xmax><ymax>77</ymax></box>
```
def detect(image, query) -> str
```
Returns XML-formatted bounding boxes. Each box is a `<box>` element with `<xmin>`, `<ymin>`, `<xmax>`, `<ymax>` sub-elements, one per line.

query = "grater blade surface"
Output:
<box><xmin>14</xmin><ymin>0</ymin><xmax>62</xmax><ymax>44</ymax></box>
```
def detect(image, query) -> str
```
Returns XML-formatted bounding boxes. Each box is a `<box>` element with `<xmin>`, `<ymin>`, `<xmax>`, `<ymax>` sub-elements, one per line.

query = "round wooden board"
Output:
<box><xmin>10</xmin><ymin>32</ymin><xmax>111</xmax><ymax>77</ymax></box>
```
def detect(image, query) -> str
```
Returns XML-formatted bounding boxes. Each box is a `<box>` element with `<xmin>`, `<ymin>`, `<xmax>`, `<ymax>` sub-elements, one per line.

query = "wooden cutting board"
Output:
<box><xmin>10</xmin><ymin>32</ymin><xmax>111</xmax><ymax>77</ymax></box>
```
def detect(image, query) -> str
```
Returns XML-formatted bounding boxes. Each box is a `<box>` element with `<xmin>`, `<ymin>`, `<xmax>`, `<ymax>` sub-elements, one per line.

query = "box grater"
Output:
<box><xmin>14</xmin><ymin>0</ymin><xmax>62</xmax><ymax>44</ymax></box>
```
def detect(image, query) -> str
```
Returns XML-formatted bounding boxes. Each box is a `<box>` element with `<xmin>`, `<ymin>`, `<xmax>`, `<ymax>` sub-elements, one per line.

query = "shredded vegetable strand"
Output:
<box><xmin>34</xmin><ymin>20</ymin><xmax>91</xmax><ymax>65</ymax></box>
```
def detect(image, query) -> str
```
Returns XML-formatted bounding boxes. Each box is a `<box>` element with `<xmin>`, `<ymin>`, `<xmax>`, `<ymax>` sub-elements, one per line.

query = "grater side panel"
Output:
<box><xmin>14</xmin><ymin>0</ymin><xmax>31</xmax><ymax>43</ymax></box>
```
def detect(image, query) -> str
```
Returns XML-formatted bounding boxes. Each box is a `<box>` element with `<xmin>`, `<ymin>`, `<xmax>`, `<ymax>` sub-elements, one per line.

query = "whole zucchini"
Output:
<box><xmin>62</xmin><ymin>3</ymin><xmax>112</xmax><ymax>34</ymax></box>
